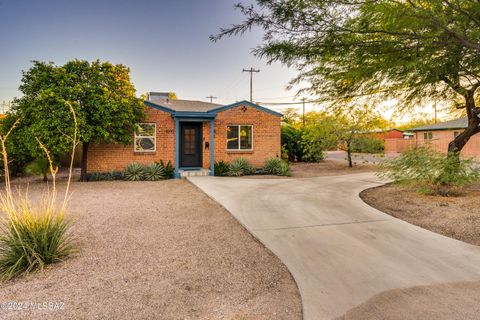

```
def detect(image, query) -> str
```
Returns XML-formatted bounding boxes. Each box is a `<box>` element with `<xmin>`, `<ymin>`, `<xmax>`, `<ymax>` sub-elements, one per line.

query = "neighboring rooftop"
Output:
<box><xmin>410</xmin><ymin>117</ymin><xmax>469</xmax><ymax>131</ymax></box>
<box><xmin>147</xmin><ymin>98</ymin><xmax>222</xmax><ymax>112</ymax></box>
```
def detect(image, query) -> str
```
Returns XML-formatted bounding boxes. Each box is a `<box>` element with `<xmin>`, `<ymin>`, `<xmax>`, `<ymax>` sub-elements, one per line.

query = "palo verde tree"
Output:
<box><xmin>11</xmin><ymin>60</ymin><xmax>145</xmax><ymax>181</ymax></box>
<box><xmin>213</xmin><ymin>0</ymin><xmax>480</xmax><ymax>155</ymax></box>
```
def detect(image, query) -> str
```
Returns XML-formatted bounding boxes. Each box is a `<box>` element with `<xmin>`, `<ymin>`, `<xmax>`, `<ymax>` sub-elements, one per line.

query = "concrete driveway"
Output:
<box><xmin>188</xmin><ymin>173</ymin><xmax>480</xmax><ymax>320</ymax></box>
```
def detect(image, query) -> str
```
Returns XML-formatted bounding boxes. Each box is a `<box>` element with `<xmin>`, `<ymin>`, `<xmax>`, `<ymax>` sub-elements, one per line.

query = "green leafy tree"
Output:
<box><xmin>333</xmin><ymin>106</ymin><xmax>388</xmax><ymax>167</ymax></box>
<box><xmin>299</xmin><ymin>112</ymin><xmax>338</xmax><ymax>162</ymax></box>
<box><xmin>213</xmin><ymin>0</ymin><xmax>480</xmax><ymax>156</ymax></box>
<box><xmin>11</xmin><ymin>60</ymin><xmax>145</xmax><ymax>181</ymax></box>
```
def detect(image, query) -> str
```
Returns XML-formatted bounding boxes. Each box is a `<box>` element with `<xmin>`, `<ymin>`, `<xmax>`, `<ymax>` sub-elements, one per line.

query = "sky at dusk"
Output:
<box><xmin>0</xmin><ymin>0</ymin><xmax>308</xmax><ymax>114</ymax></box>
<box><xmin>0</xmin><ymin>0</ymin><xmax>444</xmax><ymax>121</ymax></box>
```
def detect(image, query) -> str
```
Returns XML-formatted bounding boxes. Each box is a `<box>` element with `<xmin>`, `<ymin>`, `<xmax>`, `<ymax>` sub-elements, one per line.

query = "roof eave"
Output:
<box><xmin>144</xmin><ymin>100</ymin><xmax>175</xmax><ymax>114</ymax></box>
<box><xmin>208</xmin><ymin>100</ymin><xmax>283</xmax><ymax>117</ymax></box>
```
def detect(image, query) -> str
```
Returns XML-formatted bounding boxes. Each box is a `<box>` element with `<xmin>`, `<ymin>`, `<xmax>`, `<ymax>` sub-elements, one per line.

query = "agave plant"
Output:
<box><xmin>143</xmin><ymin>163</ymin><xmax>165</xmax><ymax>181</ymax></box>
<box><xmin>277</xmin><ymin>160</ymin><xmax>291</xmax><ymax>176</ymax></box>
<box><xmin>263</xmin><ymin>157</ymin><xmax>283</xmax><ymax>175</ymax></box>
<box><xmin>263</xmin><ymin>157</ymin><xmax>290</xmax><ymax>176</ymax></box>
<box><xmin>214</xmin><ymin>160</ymin><xmax>230</xmax><ymax>176</ymax></box>
<box><xmin>228</xmin><ymin>158</ymin><xmax>256</xmax><ymax>176</ymax></box>
<box><xmin>124</xmin><ymin>162</ymin><xmax>145</xmax><ymax>181</ymax></box>
<box><xmin>158</xmin><ymin>160</ymin><xmax>174</xmax><ymax>179</ymax></box>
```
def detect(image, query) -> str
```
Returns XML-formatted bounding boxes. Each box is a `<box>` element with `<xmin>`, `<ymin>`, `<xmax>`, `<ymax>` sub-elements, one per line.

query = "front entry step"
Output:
<box><xmin>179</xmin><ymin>169</ymin><xmax>211</xmax><ymax>178</ymax></box>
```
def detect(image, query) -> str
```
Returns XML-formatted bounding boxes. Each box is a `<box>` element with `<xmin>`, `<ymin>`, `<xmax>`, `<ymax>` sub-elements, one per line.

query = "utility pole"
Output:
<box><xmin>301</xmin><ymin>97</ymin><xmax>307</xmax><ymax>127</ymax></box>
<box><xmin>206</xmin><ymin>95</ymin><xmax>217</xmax><ymax>103</ymax></box>
<box><xmin>242</xmin><ymin>67</ymin><xmax>260</xmax><ymax>102</ymax></box>
<box><xmin>433</xmin><ymin>100</ymin><xmax>438</xmax><ymax>124</ymax></box>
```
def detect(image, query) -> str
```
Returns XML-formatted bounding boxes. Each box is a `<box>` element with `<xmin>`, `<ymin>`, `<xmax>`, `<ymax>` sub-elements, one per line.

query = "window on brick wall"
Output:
<box><xmin>134</xmin><ymin>123</ymin><xmax>156</xmax><ymax>152</ymax></box>
<box><xmin>227</xmin><ymin>125</ymin><xmax>253</xmax><ymax>150</ymax></box>
<box><xmin>423</xmin><ymin>132</ymin><xmax>433</xmax><ymax>140</ymax></box>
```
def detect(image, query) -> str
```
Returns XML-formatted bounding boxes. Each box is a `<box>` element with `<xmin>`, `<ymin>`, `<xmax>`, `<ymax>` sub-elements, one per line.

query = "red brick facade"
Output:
<box><xmin>87</xmin><ymin>103</ymin><xmax>281</xmax><ymax>172</ymax></box>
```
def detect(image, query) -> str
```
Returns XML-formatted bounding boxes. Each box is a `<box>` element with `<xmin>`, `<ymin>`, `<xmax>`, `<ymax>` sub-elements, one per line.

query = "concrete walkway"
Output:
<box><xmin>188</xmin><ymin>173</ymin><xmax>480</xmax><ymax>320</ymax></box>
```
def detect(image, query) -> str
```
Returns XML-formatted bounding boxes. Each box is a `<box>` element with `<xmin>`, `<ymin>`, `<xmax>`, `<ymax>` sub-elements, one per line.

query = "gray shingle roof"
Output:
<box><xmin>410</xmin><ymin>117</ymin><xmax>469</xmax><ymax>131</ymax></box>
<box><xmin>148</xmin><ymin>98</ymin><xmax>222</xmax><ymax>112</ymax></box>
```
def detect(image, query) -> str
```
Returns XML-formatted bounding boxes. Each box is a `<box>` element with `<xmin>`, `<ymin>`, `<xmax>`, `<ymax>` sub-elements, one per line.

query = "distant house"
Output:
<box><xmin>385</xmin><ymin>117</ymin><xmax>480</xmax><ymax>158</ymax></box>
<box><xmin>368</xmin><ymin>129</ymin><xmax>405</xmax><ymax>140</ymax></box>
<box><xmin>87</xmin><ymin>96</ymin><xmax>282</xmax><ymax>177</ymax></box>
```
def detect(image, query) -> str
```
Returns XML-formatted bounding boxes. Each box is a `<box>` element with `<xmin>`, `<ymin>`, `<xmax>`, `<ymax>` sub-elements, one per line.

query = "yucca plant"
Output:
<box><xmin>143</xmin><ymin>163</ymin><xmax>165</xmax><ymax>181</ymax></box>
<box><xmin>124</xmin><ymin>162</ymin><xmax>145</xmax><ymax>181</ymax></box>
<box><xmin>0</xmin><ymin>195</ymin><xmax>75</xmax><ymax>279</ymax></box>
<box><xmin>228</xmin><ymin>158</ymin><xmax>256</xmax><ymax>176</ymax></box>
<box><xmin>24</xmin><ymin>158</ymin><xmax>50</xmax><ymax>182</ymax></box>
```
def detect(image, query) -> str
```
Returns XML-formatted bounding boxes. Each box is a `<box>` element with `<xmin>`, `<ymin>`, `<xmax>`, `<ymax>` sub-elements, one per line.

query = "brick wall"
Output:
<box><xmin>210</xmin><ymin>105</ymin><xmax>281</xmax><ymax>168</ymax></box>
<box><xmin>415</xmin><ymin>130</ymin><xmax>480</xmax><ymax>158</ymax></box>
<box><xmin>87</xmin><ymin>108</ymin><xmax>175</xmax><ymax>172</ymax></box>
<box><xmin>87</xmin><ymin>103</ymin><xmax>281</xmax><ymax>172</ymax></box>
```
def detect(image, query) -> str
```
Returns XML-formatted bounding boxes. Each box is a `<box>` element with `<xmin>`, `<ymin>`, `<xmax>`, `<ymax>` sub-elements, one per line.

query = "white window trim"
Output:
<box><xmin>226</xmin><ymin>125</ymin><xmax>253</xmax><ymax>151</ymax></box>
<box><xmin>134</xmin><ymin>123</ymin><xmax>156</xmax><ymax>153</ymax></box>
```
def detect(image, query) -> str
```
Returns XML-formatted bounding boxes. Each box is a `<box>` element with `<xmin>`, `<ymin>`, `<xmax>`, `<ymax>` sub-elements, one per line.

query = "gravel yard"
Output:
<box><xmin>360</xmin><ymin>183</ymin><xmax>480</xmax><ymax>246</ymax></box>
<box><xmin>0</xmin><ymin>178</ymin><xmax>301</xmax><ymax>320</ymax></box>
<box><xmin>290</xmin><ymin>160</ymin><xmax>376</xmax><ymax>178</ymax></box>
<box><xmin>345</xmin><ymin>182</ymin><xmax>480</xmax><ymax>320</ymax></box>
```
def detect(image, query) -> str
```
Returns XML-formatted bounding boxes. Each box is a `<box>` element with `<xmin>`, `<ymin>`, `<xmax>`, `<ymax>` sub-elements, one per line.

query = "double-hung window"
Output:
<box><xmin>227</xmin><ymin>125</ymin><xmax>253</xmax><ymax>151</ymax></box>
<box><xmin>134</xmin><ymin>123</ymin><xmax>156</xmax><ymax>152</ymax></box>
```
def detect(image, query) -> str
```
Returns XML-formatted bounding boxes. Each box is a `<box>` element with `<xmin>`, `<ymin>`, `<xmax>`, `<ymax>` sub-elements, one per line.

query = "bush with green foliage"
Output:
<box><xmin>299</xmin><ymin>130</ymin><xmax>325</xmax><ymax>162</ymax></box>
<box><xmin>124</xmin><ymin>162</ymin><xmax>145</xmax><ymax>181</ymax></box>
<box><xmin>263</xmin><ymin>157</ymin><xmax>291</xmax><ymax>176</ymax></box>
<box><xmin>228</xmin><ymin>158</ymin><xmax>256</xmax><ymax>176</ymax></box>
<box><xmin>0</xmin><ymin>196</ymin><xmax>75</xmax><ymax>279</ymax></box>
<box><xmin>281</xmin><ymin>125</ymin><xmax>303</xmax><ymax>161</ymax></box>
<box><xmin>143</xmin><ymin>163</ymin><xmax>165</xmax><ymax>181</ymax></box>
<box><xmin>351</xmin><ymin>137</ymin><xmax>384</xmax><ymax>154</ymax></box>
<box><xmin>158</xmin><ymin>160</ymin><xmax>174</xmax><ymax>179</ymax></box>
<box><xmin>214</xmin><ymin>160</ymin><xmax>230</xmax><ymax>176</ymax></box>
<box><xmin>24</xmin><ymin>158</ymin><xmax>50</xmax><ymax>182</ymax></box>
<box><xmin>379</xmin><ymin>147</ymin><xmax>480</xmax><ymax>195</ymax></box>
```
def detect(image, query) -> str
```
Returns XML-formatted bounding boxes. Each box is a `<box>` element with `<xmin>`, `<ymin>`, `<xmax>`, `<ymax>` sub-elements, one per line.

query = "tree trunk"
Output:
<box><xmin>447</xmin><ymin>96</ymin><xmax>480</xmax><ymax>156</ymax></box>
<box><xmin>80</xmin><ymin>142</ymin><xmax>89</xmax><ymax>182</ymax></box>
<box><xmin>346</xmin><ymin>142</ymin><xmax>353</xmax><ymax>167</ymax></box>
<box><xmin>43</xmin><ymin>173</ymin><xmax>48</xmax><ymax>182</ymax></box>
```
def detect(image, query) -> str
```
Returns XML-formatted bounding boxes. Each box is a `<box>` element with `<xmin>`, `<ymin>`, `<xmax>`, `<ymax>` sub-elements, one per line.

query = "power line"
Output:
<box><xmin>205</xmin><ymin>95</ymin><xmax>218</xmax><ymax>103</ymax></box>
<box><xmin>256</xmin><ymin>100</ymin><xmax>315</xmax><ymax>105</ymax></box>
<box><xmin>242</xmin><ymin>67</ymin><xmax>260</xmax><ymax>102</ymax></box>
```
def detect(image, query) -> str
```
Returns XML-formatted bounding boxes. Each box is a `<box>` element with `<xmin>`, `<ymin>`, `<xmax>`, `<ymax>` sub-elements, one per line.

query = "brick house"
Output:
<box><xmin>384</xmin><ymin>117</ymin><xmax>480</xmax><ymax>157</ymax></box>
<box><xmin>87</xmin><ymin>98</ymin><xmax>282</xmax><ymax>177</ymax></box>
<box><xmin>409</xmin><ymin>117</ymin><xmax>480</xmax><ymax>158</ymax></box>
